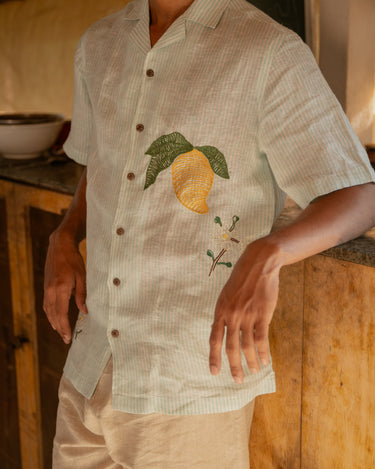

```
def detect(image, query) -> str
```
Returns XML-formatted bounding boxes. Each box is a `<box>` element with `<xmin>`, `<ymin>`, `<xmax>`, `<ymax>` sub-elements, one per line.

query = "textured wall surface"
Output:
<box><xmin>1</xmin><ymin>0</ymin><xmax>373</xmax><ymax>138</ymax></box>
<box><xmin>0</xmin><ymin>0</ymin><xmax>130</xmax><ymax>117</ymax></box>
<box><xmin>346</xmin><ymin>0</ymin><xmax>375</xmax><ymax>145</ymax></box>
<box><xmin>319</xmin><ymin>0</ymin><xmax>375</xmax><ymax>144</ymax></box>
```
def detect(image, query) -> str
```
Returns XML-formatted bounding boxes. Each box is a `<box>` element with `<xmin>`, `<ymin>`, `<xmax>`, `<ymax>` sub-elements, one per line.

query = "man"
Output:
<box><xmin>44</xmin><ymin>0</ymin><xmax>375</xmax><ymax>467</ymax></box>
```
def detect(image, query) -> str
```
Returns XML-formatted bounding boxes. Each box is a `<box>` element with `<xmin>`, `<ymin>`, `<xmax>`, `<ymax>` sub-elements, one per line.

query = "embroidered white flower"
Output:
<box><xmin>207</xmin><ymin>215</ymin><xmax>241</xmax><ymax>276</ymax></box>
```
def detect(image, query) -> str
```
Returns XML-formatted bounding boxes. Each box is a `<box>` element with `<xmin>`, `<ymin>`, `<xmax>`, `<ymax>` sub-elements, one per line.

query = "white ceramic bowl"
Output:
<box><xmin>0</xmin><ymin>113</ymin><xmax>65</xmax><ymax>159</ymax></box>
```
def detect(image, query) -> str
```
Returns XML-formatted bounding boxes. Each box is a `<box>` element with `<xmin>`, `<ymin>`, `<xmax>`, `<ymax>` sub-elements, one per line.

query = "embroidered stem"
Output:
<box><xmin>209</xmin><ymin>248</ymin><xmax>227</xmax><ymax>276</ymax></box>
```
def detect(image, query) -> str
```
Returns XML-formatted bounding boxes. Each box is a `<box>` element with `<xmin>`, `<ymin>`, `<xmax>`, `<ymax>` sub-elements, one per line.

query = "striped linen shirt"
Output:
<box><xmin>63</xmin><ymin>0</ymin><xmax>375</xmax><ymax>414</ymax></box>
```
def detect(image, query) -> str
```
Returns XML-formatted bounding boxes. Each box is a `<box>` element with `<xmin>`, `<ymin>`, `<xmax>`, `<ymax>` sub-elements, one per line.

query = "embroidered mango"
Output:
<box><xmin>171</xmin><ymin>149</ymin><xmax>214</xmax><ymax>214</ymax></box>
<box><xmin>144</xmin><ymin>132</ymin><xmax>229</xmax><ymax>214</ymax></box>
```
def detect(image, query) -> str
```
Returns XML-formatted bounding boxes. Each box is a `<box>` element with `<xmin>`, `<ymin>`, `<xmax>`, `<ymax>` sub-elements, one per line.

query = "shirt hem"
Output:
<box><xmin>63</xmin><ymin>349</ymin><xmax>112</xmax><ymax>400</ymax></box>
<box><xmin>111</xmin><ymin>373</ymin><xmax>276</xmax><ymax>415</ymax></box>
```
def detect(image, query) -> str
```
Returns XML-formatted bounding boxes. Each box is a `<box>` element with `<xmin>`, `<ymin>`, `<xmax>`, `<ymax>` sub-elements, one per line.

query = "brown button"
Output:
<box><xmin>111</xmin><ymin>329</ymin><xmax>120</xmax><ymax>338</ymax></box>
<box><xmin>113</xmin><ymin>278</ymin><xmax>121</xmax><ymax>286</ymax></box>
<box><xmin>136</xmin><ymin>123</ymin><xmax>144</xmax><ymax>132</ymax></box>
<box><xmin>116</xmin><ymin>227</ymin><xmax>125</xmax><ymax>236</ymax></box>
<box><xmin>127</xmin><ymin>172</ymin><xmax>135</xmax><ymax>181</ymax></box>
<box><xmin>146</xmin><ymin>69</ymin><xmax>154</xmax><ymax>77</ymax></box>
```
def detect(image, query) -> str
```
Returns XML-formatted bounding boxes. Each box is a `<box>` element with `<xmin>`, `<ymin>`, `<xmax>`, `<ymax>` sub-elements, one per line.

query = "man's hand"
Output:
<box><xmin>209</xmin><ymin>183</ymin><xmax>375</xmax><ymax>384</ymax></box>
<box><xmin>43</xmin><ymin>231</ymin><xmax>87</xmax><ymax>344</ymax></box>
<box><xmin>43</xmin><ymin>169</ymin><xmax>87</xmax><ymax>344</ymax></box>
<box><xmin>209</xmin><ymin>238</ymin><xmax>281</xmax><ymax>383</ymax></box>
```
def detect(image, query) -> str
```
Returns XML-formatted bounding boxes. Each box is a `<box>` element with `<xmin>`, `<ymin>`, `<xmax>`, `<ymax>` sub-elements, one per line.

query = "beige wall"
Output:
<box><xmin>0</xmin><ymin>0</ymin><xmax>130</xmax><ymax>117</ymax></box>
<box><xmin>319</xmin><ymin>0</ymin><xmax>375</xmax><ymax>144</ymax></box>
<box><xmin>319</xmin><ymin>0</ymin><xmax>350</xmax><ymax>108</ymax></box>
<box><xmin>1</xmin><ymin>0</ymin><xmax>374</xmax><ymax>142</ymax></box>
<box><xmin>346</xmin><ymin>0</ymin><xmax>375</xmax><ymax>145</ymax></box>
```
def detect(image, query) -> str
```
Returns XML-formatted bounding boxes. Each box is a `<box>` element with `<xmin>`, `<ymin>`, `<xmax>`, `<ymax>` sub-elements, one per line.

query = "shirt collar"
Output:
<box><xmin>122</xmin><ymin>0</ymin><xmax>148</xmax><ymax>21</ymax></box>
<box><xmin>123</xmin><ymin>0</ymin><xmax>231</xmax><ymax>29</ymax></box>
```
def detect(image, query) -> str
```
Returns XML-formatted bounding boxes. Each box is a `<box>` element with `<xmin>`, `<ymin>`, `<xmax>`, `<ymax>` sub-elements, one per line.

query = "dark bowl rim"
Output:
<box><xmin>0</xmin><ymin>113</ymin><xmax>65</xmax><ymax>125</ymax></box>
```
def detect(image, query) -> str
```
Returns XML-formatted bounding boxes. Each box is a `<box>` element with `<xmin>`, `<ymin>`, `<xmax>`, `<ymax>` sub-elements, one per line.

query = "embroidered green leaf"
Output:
<box><xmin>214</xmin><ymin>216</ymin><xmax>222</xmax><ymax>227</ymax></box>
<box><xmin>196</xmin><ymin>146</ymin><xmax>230</xmax><ymax>179</ymax></box>
<box><xmin>229</xmin><ymin>215</ymin><xmax>240</xmax><ymax>232</ymax></box>
<box><xmin>207</xmin><ymin>250</ymin><xmax>215</xmax><ymax>259</ymax></box>
<box><xmin>217</xmin><ymin>262</ymin><xmax>232</xmax><ymax>268</ymax></box>
<box><xmin>144</xmin><ymin>132</ymin><xmax>194</xmax><ymax>189</ymax></box>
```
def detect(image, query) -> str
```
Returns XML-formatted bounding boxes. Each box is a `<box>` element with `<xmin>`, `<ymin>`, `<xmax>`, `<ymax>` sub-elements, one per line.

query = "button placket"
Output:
<box><xmin>134</xmin><ymin>54</ymin><xmax>156</xmax><ymax>136</ymax></box>
<box><xmin>108</xmin><ymin>53</ymin><xmax>154</xmax><ymax>309</ymax></box>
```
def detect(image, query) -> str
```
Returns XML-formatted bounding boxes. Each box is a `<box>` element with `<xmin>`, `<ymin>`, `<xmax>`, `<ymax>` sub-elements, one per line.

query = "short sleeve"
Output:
<box><xmin>63</xmin><ymin>41</ymin><xmax>93</xmax><ymax>166</ymax></box>
<box><xmin>258</xmin><ymin>33</ymin><xmax>375</xmax><ymax>209</ymax></box>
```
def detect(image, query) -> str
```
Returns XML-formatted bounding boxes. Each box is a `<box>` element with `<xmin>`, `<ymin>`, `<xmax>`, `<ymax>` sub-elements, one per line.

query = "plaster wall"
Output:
<box><xmin>0</xmin><ymin>0</ymin><xmax>374</xmax><ymax>142</ymax></box>
<box><xmin>319</xmin><ymin>0</ymin><xmax>375</xmax><ymax>144</ymax></box>
<box><xmin>346</xmin><ymin>0</ymin><xmax>375</xmax><ymax>145</ymax></box>
<box><xmin>0</xmin><ymin>0</ymin><xmax>130</xmax><ymax>117</ymax></box>
<box><xmin>319</xmin><ymin>0</ymin><xmax>349</xmax><ymax>109</ymax></box>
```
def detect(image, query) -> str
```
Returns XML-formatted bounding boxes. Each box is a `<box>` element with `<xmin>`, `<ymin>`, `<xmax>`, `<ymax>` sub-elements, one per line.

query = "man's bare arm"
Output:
<box><xmin>43</xmin><ymin>168</ymin><xmax>87</xmax><ymax>344</ymax></box>
<box><xmin>210</xmin><ymin>182</ymin><xmax>375</xmax><ymax>383</ymax></box>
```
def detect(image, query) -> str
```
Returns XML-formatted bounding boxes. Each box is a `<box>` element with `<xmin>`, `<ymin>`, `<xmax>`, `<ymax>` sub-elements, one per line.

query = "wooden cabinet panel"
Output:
<box><xmin>250</xmin><ymin>261</ymin><xmax>304</xmax><ymax>468</ymax></box>
<box><xmin>302</xmin><ymin>256</ymin><xmax>375</xmax><ymax>468</ymax></box>
<box><xmin>29</xmin><ymin>206</ymin><xmax>78</xmax><ymax>469</ymax></box>
<box><xmin>0</xmin><ymin>197</ymin><xmax>22</xmax><ymax>469</ymax></box>
<box><xmin>0</xmin><ymin>181</ymin><xmax>73</xmax><ymax>469</ymax></box>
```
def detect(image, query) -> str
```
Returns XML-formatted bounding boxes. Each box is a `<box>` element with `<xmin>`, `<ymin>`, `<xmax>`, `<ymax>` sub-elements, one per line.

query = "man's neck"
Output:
<box><xmin>148</xmin><ymin>0</ymin><xmax>195</xmax><ymax>28</ymax></box>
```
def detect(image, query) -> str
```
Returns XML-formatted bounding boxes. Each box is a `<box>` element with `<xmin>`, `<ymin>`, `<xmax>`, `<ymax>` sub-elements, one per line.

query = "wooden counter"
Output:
<box><xmin>0</xmin><ymin>156</ymin><xmax>374</xmax><ymax>468</ymax></box>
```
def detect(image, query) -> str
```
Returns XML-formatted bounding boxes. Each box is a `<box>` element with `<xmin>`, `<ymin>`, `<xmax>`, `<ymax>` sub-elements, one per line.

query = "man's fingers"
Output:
<box><xmin>240</xmin><ymin>326</ymin><xmax>259</xmax><ymax>374</ymax></box>
<box><xmin>59</xmin><ymin>313</ymin><xmax>72</xmax><ymax>345</ymax></box>
<box><xmin>43</xmin><ymin>287</ymin><xmax>57</xmax><ymax>329</ymax></box>
<box><xmin>209</xmin><ymin>321</ymin><xmax>225</xmax><ymax>375</ymax></box>
<box><xmin>254</xmin><ymin>323</ymin><xmax>270</xmax><ymax>366</ymax></box>
<box><xmin>225</xmin><ymin>326</ymin><xmax>244</xmax><ymax>384</ymax></box>
<box><xmin>75</xmin><ymin>273</ymin><xmax>88</xmax><ymax>314</ymax></box>
<box><xmin>54</xmin><ymin>287</ymin><xmax>72</xmax><ymax>344</ymax></box>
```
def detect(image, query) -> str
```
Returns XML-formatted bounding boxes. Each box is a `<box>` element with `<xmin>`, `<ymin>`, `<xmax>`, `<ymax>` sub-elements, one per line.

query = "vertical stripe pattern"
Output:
<box><xmin>63</xmin><ymin>0</ymin><xmax>375</xmax><ymax>415</ymax></box>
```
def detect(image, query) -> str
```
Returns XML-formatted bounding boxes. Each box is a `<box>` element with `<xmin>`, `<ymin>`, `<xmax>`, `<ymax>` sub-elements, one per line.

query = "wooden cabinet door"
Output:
<box><xmin>4</xmin><ymin>181</ymin><xmax>74</xmax><ymax>469</ymax></box>
<box><xmin>29</xmin><ymin>206</ymin><xmax>79</xmax><ymax>469</ymax></box>
<box><xmin>0</xmin><ymin>190</ymin><xmax>22</xmax><ymax>469</ymax></box>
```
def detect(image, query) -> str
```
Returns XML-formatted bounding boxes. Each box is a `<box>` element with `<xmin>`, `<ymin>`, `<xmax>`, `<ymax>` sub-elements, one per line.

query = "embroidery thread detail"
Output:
<box><xmin>207</xmin><ymin>215</ymin><xmax>240</xmax><ymax>276</ymax></box>
<box><xmin>75</xmin><ymin>329</ymin><xmax>83</xmax><ymax>340</ymax></box>
<box><xmin>144</xmin><ymin>132</ymin><xmax>229</xmax><ymax>214</ymax></box>
<box><xmin>74</xmin><ymin>312</ymin><xmax>86</xmax><ymax>340</ymax></box>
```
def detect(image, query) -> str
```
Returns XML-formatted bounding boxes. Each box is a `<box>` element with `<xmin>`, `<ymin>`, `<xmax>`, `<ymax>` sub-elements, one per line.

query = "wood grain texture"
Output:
<box><xmin>302</xmin><ymin>256</ymin><xmax>375</xmax><ymax>469</ymax></box>
<box><xmin>0</xmin><ymin>179</ymin><xmax>40</xmax><ymax>469</ymax></box>
<box><xmin>3</xmin><ymin>180</ymin><xmax>73</xmax><ymax>469</ymax></box>
<box><xmin>250</xmin><ymin>261</ymin><xmax>304</xmax><ymax>468</ymax></box>
<box><xmin>29</xmin><ymin>206</ymin><xmax>79</xmax><ymax>469</ymax></box>
<box><xmin>0</xmin><ymin>195</ymin><xmax>22</xmax><ymax>469</ymax></box>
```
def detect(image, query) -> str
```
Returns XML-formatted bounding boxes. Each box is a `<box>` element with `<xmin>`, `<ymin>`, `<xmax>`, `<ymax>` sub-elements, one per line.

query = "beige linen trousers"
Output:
<box><xmin>53</xmin><ymin>357</ymin><xmax>255</xmax><ymax>469</ymax></box>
